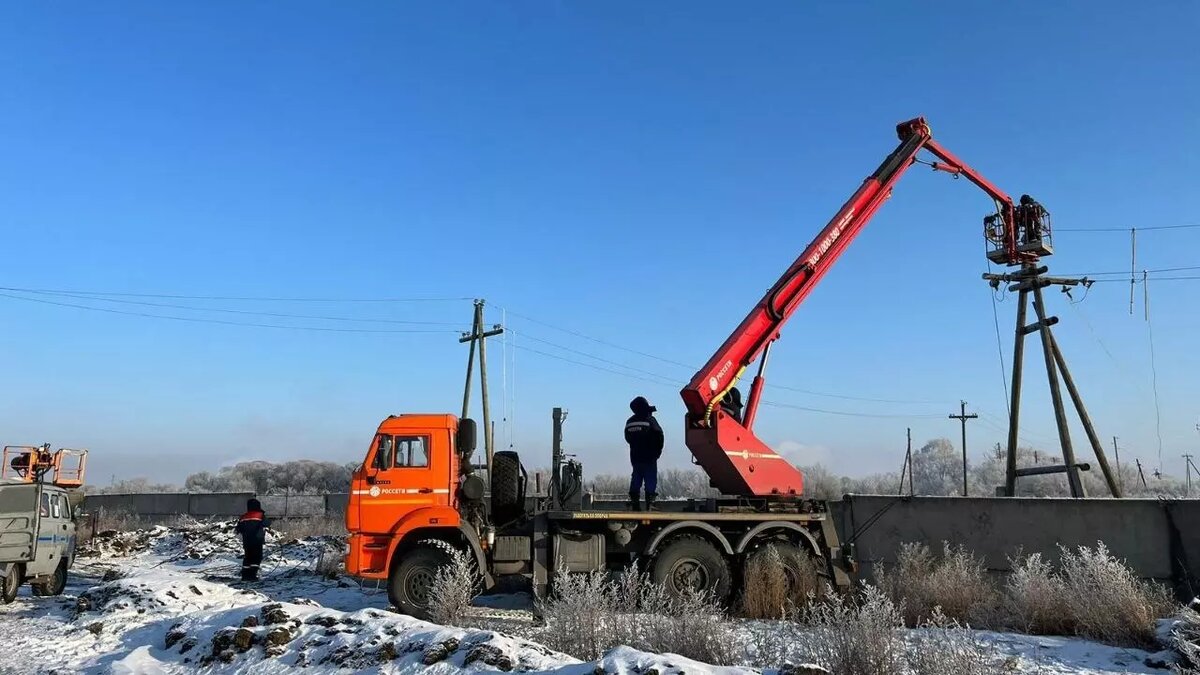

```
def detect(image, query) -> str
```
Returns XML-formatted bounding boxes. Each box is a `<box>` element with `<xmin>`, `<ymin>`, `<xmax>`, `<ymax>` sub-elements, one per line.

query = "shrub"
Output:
<box><xmin>907</xmin><ymin>608</ymin><xmax>1010</xmax><ymax>675</ymax></box>
<box><xmin>1172</xmin><ymin>607</ymin><xmax>1200</xmax><ymax>672</ymax></box>
<box><xmin>427</xmin><ymin>547</ymin><xmax>480</xmax><ymax>626</ymax></box>
<box><xmin>740</xmin><ymin>544</ymin><xmax>823</xmax><ymax>620</ymax></box>
<box><xmin>536</xmin><ymin>565</ymin><xmax>737</xmax><ymax>665</ymax></box>
<box><xmin>1002</xmin><ymin>551</ymin><xmax>1071</xmax><ymax>635</ymax></box>
<box><xmin>876</xmin><ymin>541</ymin><xmax>995</xmax><ymax>627</ymax></box>
<box><xmin>799</xmin><ymin>584</ymin><xmax>907</xmax><ymax>675</ymax></box>
<box><xmin>1057</xmin><ymin>542</ymin><xmax>1174</xmax><ymax>648</ymax></box>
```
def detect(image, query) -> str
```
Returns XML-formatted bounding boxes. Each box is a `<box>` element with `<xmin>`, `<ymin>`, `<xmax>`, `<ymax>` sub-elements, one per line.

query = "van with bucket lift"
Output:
<box><xmin>0</xmin><ymin>444</ymin><xmax>87</xmax><ymax>604</ymax></box>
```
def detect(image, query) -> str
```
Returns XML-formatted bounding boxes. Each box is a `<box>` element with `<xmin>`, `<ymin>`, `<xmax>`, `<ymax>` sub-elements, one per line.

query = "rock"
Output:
<box><xmin>241</xmin><ymin>616</ymin><xmax>260</xmax><ymax>628</ymax></box>
<box><xmin>102</xmin><ymin>569</ymin><xmax>122</xmax><ymax>582</ymax></box>
<box><xmin>218</xmin><ymin>650</ymin><xmax>235</xmax><ymax>663</ymax></box>
<box><xmin>75</xmin><ymin>596</ymin><xmax>92</xmax><ymax>613</ymax></box>
<box><xmin>464</xmin><ymin>643</ymin><xmax>514</xmax><ymax>671</ymax></box>
<box><xmin>165</xmin><ymin>628</ymin><xmax>186</xmax><ymax>649</ymax></box>
<box><xmin>305</xmin><ymin>615</ymin><xmax>338</xmax><ymax>628</ymax></box>
<box><xmin>165</xmin><ymin>591</ymin><xmax>179</xmax><ymax>600</ymax></box>
<box><xmin>779</xmin><ymin>665</ymin><xmax>831</xmax><ymax>675</ymax></box>
<box><xmin>86</xmin><ymin>622</ymin><xmax>103</xmax><ymax>635</ymax></box>
<box><xmin>234</xmin><ymin>628</ymin><xmax>257</xmax><ymax>653</ymax></box>
<box><xmin>179</xmin><ymin>638</ymin><xmax>197</xmax><ymax>654</ymax></box>
<box><xmin>1144</xmin><ymin>656</ymin><xmax>1171</xmax><ymax>669</ymax></box>
<box><xmin>592</xmin><ymin>667</ymin><xmax>607</xmax><ymax>675</ymax></box>
<box><xmin>645</xmin><ymin>668</ymin><xmax>659</xmax><ymax>675</ymax></box>
<box><xmin>378</xmin><ymin>642</ymin><xmax>399</xmax><ymax>661</ymax></box>
<box><xmin>210</xmin><ymin>629</ymin><xmax>235</xmax><ymax>657</ymax></box>
<box><xmin>188</xmin><ymin>585</ymin><xmax>204</xmax><ymax>596</ymax></box>
<box><xmin>422</xmin><ymin>638</ymin><xmax>460</xmax><ymax>665</ymax></box>
<box><xmin>265</xmin><ymin>627</ymin><xmax>296</xmax><ymax>648</ymax></box>
<box><xmin>261</xmin><ymin>603</ymin><xmax>290</xmax><ymax>625</ymax></box>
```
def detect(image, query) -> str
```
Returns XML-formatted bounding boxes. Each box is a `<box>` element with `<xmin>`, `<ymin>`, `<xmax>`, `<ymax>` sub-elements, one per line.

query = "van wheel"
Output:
<box><xmin>388</xmin><ymin>542</ymin><xmax>452</xmax><ymax>620</ymax></box>
<box><xmin>651</xmin><ymin>536</ymin><xmax>731</xmax><ymax>604</ymax></box>
<box><xmin>1</xmin><ymin>565</ymin><xmax>19</xmax><ymax>604</ymax></box>
<box><xmin>31</xmin><ymin>561</ymin><xmax>67</xmax><ymax>597</ymax></box>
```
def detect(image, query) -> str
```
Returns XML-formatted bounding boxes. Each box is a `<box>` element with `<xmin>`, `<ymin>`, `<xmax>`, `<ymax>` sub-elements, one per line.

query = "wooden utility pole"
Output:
<box><xmin>985</xmin><ymin>267</ymin><xmax>1121</xmax><ymax>497</ymax></box>
<box><xmin>1112</xmin><ymin>436</ymin><xmax>1123</xmax><ymax>493</ymax></box>
<box><xmin>1136</xmin><ymin>458</ymin><xmax>1148</xmax><ymax>489</ymax></box>
<box><xmin>898</xmin><ymin>427</ymin><xmax>914</xmax><ymax>496</ymax></box>
<box><xmin>1185</xmin><ymin>454</ymin><xmax>1195</xmax><ymax>497</ymax></box>
<box><xmin>460</xmin><ymin>299</ymin><xmax>504</xmax><ymax>475</ymax></box>
<box><xmin>949</xmin><ymin>401</ymin><xmax>978</xmax><ymax>496</ymax></box>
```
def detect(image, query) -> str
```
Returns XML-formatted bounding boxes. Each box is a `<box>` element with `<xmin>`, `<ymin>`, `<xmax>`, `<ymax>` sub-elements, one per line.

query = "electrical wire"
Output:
<box><xmin>0</xmin><ymin>287</ymin><xmax>463</xmax><ymax>325</ymax></box>
<box><xmin>0</xmin><ymin>285</ymin><xmax>471</xmax><ymax>303</ymax></box>
<box><xmin>0</xmin><ymin>292</ymin><xmax>459</xmax><ymax>334</ymax></box>
<box><xmin>1056</xmin><ymin>223</ymin><xmax>1200</xmax><ymax>232</ymax></box>
<box><xmin>1144</xmin><ymin>272</ymin><xmax>1165</xmax><ymax>474</ymax></box>
<box><xmin>1055</xmin><ymin>265</ymin><xmax>1200</xmax><ymax>277</ymax></box>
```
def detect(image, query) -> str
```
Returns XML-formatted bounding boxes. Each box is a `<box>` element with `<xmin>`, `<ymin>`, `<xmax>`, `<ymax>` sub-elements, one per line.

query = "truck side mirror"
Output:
<box><xmin>457</xmin><ymin>419</ymin><xmax>477</xmax><ymax>456</ymax></box>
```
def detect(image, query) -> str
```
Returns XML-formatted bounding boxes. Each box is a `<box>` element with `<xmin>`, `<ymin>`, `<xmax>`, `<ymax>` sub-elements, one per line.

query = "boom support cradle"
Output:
<box><xmin>680</xmin><ymin>117</ymin><xmax>1051</xmax><ymax>496</ymax></box>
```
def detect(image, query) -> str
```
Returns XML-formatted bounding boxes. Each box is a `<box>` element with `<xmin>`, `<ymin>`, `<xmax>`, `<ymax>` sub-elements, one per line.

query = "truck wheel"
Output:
<box><xmin>31</xmin><ymin>561</ymin><xmax>67</xmax><ymax>597</ymax></box>
<box><xmin>651</xmin><ymin>536</ymin><xmax>731</xmax><ymax>603</ymax></box>
<box><xmin>388</xmin><ymin>542</ymin><xmax>451</xmax><ymax>620</ymax></box>
<box><xmin>491</xmin><ymin>451</ymin><xmax>523</xmax><ymax>523</ymax></box>
<box><xmin>1</xmin><ymin>565</ymin><xmax>19</xmax><ymax>604</ymax></box>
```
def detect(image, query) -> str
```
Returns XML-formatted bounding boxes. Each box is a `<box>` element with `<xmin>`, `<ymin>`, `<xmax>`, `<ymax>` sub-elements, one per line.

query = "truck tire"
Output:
<box><xmin>31</xmin><ymin>561</ymin><xmax>67</xmax><ymax>597</ymax></box>
<box><xmin>651</xmin><ymin>535</ymin><xmax>731</xmax><ymax>603</ymax></box>
<box><xmin>491</xmin><ymin>451</ymin><xmax>523</xmax><ymax>523</ymax></box>
<box><xmin>1</xmin><ymin>565</ymin><xmax>19</xmax><ymax>604</ymax></box>
<box><xmin>388</xmin><ymin>541</ymin><xmax>452</xmax><ymax>620</ymax></box>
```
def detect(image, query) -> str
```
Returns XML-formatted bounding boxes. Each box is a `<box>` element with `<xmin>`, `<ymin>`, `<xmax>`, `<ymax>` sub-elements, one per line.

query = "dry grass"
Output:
<box><xmin>740</xmin><ymin>543</ymin><xmax>824</xmax><ymax>620</ymax></box>
<box><xmin>427</xmin><ymin>547</ymin><xmax>480</xmax><ymax>626</ymax></box>
<box><xmin>907</xmin><ymin>608</ymin><xmax>1011</xmax><ymax>675</ymax></box>
<box><xmin>1172</xmin><ymin>607</ymin><xmax>1200</xmax><ymax>673</ymax></box>
<box><xmin>876</xmin><ymin>541</ymin><xmax>996</xmax><ymax>627</ymax></box>
<box><xmin>999</xmin><ymin>543</ymin><xmax>1175</xmax><ymax>648</ymax></box>
<box><xmin>535</xmin><ymin>565</ymin><xmax>737</xmax><ymax>665</ymax></box>
<box><xmin>799</xmin><ymin>584</ymin><xmax>907</xmax><ymax>675</ymax></box>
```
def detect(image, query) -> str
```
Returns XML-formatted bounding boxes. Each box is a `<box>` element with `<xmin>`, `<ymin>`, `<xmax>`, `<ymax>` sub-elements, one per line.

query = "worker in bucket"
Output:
<box><xmin>235</xmin><ymin>498</ymin><xmax>271</xmax><ymax>581</ymax></box>
<box><xmin>624</xmin><ymin>396</ymin><xmax>664</xmax><ymax>511</ymax></box>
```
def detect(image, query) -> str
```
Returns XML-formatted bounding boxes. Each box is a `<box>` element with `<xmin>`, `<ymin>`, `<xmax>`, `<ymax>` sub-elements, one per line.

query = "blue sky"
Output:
<box><xmin>1</xmin><ymin>2</ymin><xmax>1197</xmax><ymax>486</ymax></box>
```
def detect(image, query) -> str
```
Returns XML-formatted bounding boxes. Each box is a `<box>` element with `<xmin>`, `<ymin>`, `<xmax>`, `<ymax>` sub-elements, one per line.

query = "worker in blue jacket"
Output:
<box><xmin>235</xmin><ymin>498</ymin><xmax>270</xmax><ymax>581</ymax></box>
<box><xmin>625</xmin><ymin>396</ymin><xmax>664</xmax><ymax>511</ymax></box>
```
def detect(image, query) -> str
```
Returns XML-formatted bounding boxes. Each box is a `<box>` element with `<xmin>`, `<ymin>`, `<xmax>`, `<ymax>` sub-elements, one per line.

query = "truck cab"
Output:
<box><xmin>0</xmin><ymin>446</ymin><xmax>86</xmax><ymax>604</ymax></box>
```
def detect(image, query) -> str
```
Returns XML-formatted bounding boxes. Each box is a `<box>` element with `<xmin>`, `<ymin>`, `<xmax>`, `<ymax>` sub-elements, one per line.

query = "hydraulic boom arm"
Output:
<box><xmin>680</xmin><ymin>117</ymin><xmax>1051</xmax><ymax>497</ymax></box>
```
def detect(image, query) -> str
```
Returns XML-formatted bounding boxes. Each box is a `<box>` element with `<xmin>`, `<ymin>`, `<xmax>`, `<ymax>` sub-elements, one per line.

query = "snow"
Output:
<box><xmin>0</xmin><ymin>520</ymin><xmax>1186</xmax><ymax>674</ymax></box>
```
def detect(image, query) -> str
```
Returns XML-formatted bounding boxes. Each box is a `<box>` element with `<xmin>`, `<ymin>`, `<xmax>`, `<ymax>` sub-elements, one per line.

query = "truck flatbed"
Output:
<box><xmin>546</xmin><ymin>510</ymin><xmax>826</xmax><ymax>522</ymax></box>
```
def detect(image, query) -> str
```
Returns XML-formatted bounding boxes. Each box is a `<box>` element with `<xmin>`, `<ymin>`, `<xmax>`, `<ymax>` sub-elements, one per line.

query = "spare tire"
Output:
<box><xmin>491</xmin><ymin>451</ymin><xmax>524</xmax><ymax>524</ymax></box>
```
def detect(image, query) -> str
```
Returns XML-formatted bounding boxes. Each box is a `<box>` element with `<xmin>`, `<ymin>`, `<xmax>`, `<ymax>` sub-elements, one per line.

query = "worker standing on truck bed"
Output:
<box><xmin>235</xmin><ymin>498</ymin><xmax>270</xmax><ymax>581</ymax></box>
<box><xmin>625</xmin><ymin>396</ymin><xmax>664</xmax><ymax>511</ymax></box>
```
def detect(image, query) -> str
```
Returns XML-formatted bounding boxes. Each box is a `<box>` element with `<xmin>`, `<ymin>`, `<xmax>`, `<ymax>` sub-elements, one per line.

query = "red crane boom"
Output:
<box><xmin>680</xmin><ymin>117</ymin><xmax>1052</xmax><ymax>497</ymax></box>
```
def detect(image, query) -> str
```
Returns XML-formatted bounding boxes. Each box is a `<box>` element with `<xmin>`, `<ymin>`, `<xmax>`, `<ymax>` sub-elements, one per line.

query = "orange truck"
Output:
<box><xmin>344</xmin><ymin>409</ymin><xmax>851</xmax><ymax>619</ymax></box>
<box><xmin>344</xmin><ymin>117</ymin><xmax>1041</xmax><ymax>618</ymax></box>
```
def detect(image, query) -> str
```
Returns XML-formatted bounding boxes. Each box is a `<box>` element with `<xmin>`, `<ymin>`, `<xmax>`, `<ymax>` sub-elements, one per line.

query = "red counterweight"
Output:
<box><xmin>680</xmin><ymin>117</ymin><xmax>1051</xmax><ymax>497</ymax></box>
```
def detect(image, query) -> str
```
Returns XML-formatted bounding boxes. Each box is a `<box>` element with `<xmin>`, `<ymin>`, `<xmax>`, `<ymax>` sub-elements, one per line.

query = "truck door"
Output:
<box><xmin>0</xmin><ymin>483</ymin><xmax>39</xmax><ymax>565</ymax></box>
<box><xmin>29</xmin><ymin>491</ymin><xmax>73</xmax><ymax>575</ymax></box>
<box><xmin>359</xmin><ymin>431</ymin><xmax>451</xmax><ymax>531</ymax></box>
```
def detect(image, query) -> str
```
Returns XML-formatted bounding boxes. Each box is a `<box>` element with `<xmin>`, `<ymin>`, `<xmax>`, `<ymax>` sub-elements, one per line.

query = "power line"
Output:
<box><xmin>505</xmin><ymin>308</ymin><xmax>943</xmax><ymax>404</ymax></box>
<box><xmin>1057</xmin><ymin>265</ymin><xmax>1200</xmax><ymax>277</ymax></box>
<box><xmin>1056</xmin><ymin>223</ymin><xmax>1200</xmax><ymax>232</ymax></box>
<box><xmin>0</xmin><ymin>285</ymin><xmax>471</xmax><ymax>303</ymax></box>
<box><xmin>0</xmin><ymin>288</ymin><xmax>462</xmax><ymax>326</ymax></box>
<box><xmin>0</xmin><ymin>292</ymin><xmax>459</xmax><ymax>334</ymax></box>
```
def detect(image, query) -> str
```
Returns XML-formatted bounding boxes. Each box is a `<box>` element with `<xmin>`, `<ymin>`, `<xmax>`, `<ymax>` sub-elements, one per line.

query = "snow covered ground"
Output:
<box><xmin>0</xmin><ymin>521</ymin><xmax>1184</xmax><ymax>674</ymax></box>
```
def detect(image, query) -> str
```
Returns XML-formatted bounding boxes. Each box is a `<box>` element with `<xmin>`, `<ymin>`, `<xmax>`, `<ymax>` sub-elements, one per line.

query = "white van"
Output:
<box><xmin>0</xmin><ymin>478</ymin><xmax>79</xmax><ymax>603</ymax></box>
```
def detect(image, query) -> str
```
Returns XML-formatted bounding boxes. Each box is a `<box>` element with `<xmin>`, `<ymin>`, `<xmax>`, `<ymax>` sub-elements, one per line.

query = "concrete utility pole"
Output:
<box><xmin>949</xmin><ymin>401</ymin><xmax>978</xmax><ymax>496</ymax></box>
<box><xmin>898</xmin><ymin>427</ymin><xmax>914</xmax><ymax>496</ymax></box>
<box><xmin>460</xmin><ymin>299</ymin><xmax>504</xmax><ymax>476</ymax></box>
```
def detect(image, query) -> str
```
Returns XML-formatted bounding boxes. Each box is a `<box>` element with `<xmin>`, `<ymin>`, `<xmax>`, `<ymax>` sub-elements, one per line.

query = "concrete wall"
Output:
<box><xmin>82</xmin><ymin>492</ymin><xmax>256</xmax><ymax>522</ymax></box>
<box><xmin>834</xmin><ymin>495</ymin><xmax>1200</xmax><ymax>596</ymax></box>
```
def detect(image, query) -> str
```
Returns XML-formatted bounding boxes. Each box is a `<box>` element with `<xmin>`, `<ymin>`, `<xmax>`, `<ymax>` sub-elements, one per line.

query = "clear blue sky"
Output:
<box><xmin>2</xmin><ymin>2</ymin><xmax>1197</xmax><ymax>487</ymax></box>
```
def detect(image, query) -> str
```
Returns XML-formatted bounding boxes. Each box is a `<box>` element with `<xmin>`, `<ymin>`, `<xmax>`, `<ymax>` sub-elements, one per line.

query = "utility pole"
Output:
<box><xmin>460</xmin><ymin>299</ymin><xmax>504</xmax><ymax>475</ymax></box>
<box><xmin>1136</xmin><ymin>458</ymin><xmax>1148</xmax><ymax>489</ymax></box>
<box><xmin>898</xmin><ymin>427</ymin><xmax>914</xmax><ymax>496</ymax></box>
<box><xmin>1112</xmin><ymin>436</ymin><xmax>1123</xmax><ymax>494</ymax></box>
<box><xmin>1184</xmin><ymin>454</ymin><xmax>1195</xmax><ymax>498</ymax></box>
<box><xmin>949</xmin><ymin>401</ymin><xmax>978</xmax><ymax>496</ymax></box>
